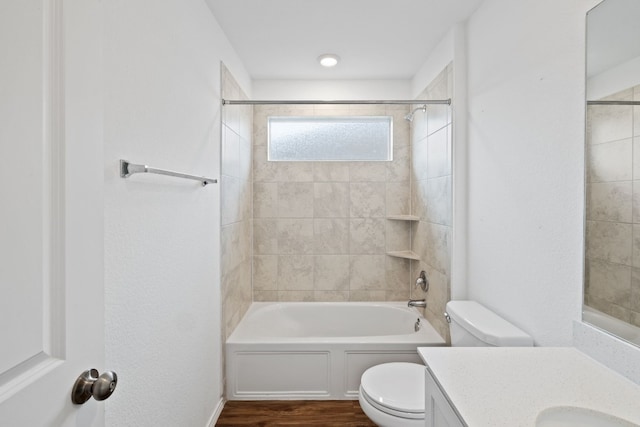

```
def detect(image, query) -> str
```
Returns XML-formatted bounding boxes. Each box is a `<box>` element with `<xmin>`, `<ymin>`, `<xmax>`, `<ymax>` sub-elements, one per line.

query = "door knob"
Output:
<box><xmin>71</xmin><ymin>369</ymin><xmax>118</xmax><ymax>404</ymax></box>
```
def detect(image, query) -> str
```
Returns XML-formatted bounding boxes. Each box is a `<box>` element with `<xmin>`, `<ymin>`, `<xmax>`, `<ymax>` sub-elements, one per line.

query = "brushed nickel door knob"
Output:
<box><xmin>71</xmin><ymin>369</ymin><xmax>118</xmax><ymax>404</ymax></box>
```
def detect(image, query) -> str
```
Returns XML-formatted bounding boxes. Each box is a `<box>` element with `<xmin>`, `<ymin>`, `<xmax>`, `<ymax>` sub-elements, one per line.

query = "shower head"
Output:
<box><xmin>404</xmin><ymin>105</ymin><xmax>427</xmax><ymax>122</ymax></box>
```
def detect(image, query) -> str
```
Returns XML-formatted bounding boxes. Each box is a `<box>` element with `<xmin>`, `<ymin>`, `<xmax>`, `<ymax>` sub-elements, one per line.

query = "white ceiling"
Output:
<box><xmin>206</xmin><ymin>0</ymin><xmax>483</xmax><ymax>80</ymax></box>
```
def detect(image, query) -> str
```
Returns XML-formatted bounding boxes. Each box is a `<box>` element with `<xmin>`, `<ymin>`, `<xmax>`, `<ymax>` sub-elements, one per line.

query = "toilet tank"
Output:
<box><xmin>445</xmin><ymin>301</ymin><xmax>533</xmax><ymax>347</ymax></box>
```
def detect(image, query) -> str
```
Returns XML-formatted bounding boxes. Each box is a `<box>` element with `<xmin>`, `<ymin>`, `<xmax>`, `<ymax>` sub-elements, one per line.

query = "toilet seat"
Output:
<box><xmin>360</xmin><ymin>362</ymin><xmax>425</xmax><ymax>419</ymax></box>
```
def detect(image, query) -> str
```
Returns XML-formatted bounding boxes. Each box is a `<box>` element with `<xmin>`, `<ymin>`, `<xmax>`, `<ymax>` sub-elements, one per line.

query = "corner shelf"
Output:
<box><xmin>386</xmin><ymin>215</ymin><xmax>420</xmax><ymax>221</ymax></box>
<box><xmin>386</xmin><ymin>214</ymin><xmax>420</xmax><ymax>261</ymax></box>
<box><xmin>386</xmin><ymin>250</ymin><xmax>420</xmax><ymax>261</ymax></box>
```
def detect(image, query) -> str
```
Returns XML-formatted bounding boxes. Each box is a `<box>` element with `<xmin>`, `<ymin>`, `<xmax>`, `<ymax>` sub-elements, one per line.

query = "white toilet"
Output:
<box><xmin>358</xmin><ymin>300</ymin><xmax>533</xmax><ymax>427</ymax></box>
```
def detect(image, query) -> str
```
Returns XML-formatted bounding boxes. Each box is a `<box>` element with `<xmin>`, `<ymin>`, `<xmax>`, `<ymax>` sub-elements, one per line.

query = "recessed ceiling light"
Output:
<box><xmin>318</xmin><ymin>54</ymin><xmax>340</xmax><ymax>67</ymax></box>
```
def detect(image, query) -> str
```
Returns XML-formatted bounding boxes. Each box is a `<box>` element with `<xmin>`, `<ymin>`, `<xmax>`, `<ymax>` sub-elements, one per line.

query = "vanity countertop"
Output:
<box><xmin>418</xmin><ymin>347</ymin><xmax>640</xmax><ymax>426</ymax></box>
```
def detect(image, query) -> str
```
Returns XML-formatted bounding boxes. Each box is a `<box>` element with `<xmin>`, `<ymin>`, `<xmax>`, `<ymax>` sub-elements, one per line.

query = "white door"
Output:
<box><xmin>0</xmin><ymin>0</ymin><xmax>106</xmax><ymax>426</ymax></box>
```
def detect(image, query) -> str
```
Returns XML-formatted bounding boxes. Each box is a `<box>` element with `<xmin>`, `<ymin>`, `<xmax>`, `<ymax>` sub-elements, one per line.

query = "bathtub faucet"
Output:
<box><xmin>408</xmin><ymin>299</ymin><xmax>427</xmax><ymax>308</ymax></box>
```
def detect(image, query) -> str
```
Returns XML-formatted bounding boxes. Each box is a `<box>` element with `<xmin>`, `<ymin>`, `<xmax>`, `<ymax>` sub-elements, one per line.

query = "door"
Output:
<box><xmin>0</xmin><ymin>0</ymin><xmax>106</xmax><ymax>426</ymax></box>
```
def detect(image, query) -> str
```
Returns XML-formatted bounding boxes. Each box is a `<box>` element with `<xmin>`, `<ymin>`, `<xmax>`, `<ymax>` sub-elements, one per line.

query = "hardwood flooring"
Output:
<box><xmin>216</xmin><ymin>400</ymin><xmax>377</xmax><ymax>426</ymax></box>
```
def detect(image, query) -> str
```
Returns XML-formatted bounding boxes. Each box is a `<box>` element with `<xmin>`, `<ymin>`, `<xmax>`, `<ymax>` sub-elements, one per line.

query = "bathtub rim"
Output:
<box><xmin>226</xmin><ymin>301</ymin><xmax>445</xmax><ymax>345</ymax></box>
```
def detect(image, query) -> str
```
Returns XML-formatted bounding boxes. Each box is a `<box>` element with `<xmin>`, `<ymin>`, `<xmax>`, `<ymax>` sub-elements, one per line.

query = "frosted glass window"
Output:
<box><xmin>268</xmin><ymin>116</ymin><xmax>393</xmax><ymax>161</ymax></box>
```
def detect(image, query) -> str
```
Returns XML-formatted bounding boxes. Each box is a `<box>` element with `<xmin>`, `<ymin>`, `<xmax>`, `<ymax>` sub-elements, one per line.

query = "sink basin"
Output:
<box><xmin>536</xmin><ymin>406</ymin><xmax>640</xmax><ymax>427</ymax></box>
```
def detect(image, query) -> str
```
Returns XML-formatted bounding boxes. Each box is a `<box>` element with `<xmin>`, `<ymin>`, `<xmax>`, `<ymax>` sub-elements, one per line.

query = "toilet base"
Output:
<box><xmin>358</xmin><ymin>385</ymin><xmax>425</xmax><ymax>427</ymax></box>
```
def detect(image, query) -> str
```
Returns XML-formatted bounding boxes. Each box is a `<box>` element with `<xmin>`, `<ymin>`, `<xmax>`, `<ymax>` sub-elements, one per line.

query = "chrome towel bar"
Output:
<box><xmin>119</xmin><ymin>160</ymin><xmax>217</xmax><ymax>186</ymax></box>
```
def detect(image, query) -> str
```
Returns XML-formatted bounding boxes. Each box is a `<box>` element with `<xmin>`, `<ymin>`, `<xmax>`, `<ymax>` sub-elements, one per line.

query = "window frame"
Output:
<box><xmin>266</xmin><ymin>115</ymin><xmax>394</xmax><ymax>162</ymax></box>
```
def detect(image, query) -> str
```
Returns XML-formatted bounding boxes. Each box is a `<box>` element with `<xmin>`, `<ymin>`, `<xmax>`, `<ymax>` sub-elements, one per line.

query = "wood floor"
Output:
<box><xmin>216</xmin><ymin>400</ymin><xmax>377</xmax><ymax>426</ymax></box>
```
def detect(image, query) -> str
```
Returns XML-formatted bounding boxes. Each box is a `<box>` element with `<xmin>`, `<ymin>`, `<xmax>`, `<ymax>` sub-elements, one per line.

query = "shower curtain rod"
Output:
<box><xmin>587</xmin><ymin>100</ymin><xmax>640</xmax><ymax>106</ymax></box>
<box><xmin>221</xmin><ymin>99</ymin><xmax>451</xmax><ymax>106</ymax></box>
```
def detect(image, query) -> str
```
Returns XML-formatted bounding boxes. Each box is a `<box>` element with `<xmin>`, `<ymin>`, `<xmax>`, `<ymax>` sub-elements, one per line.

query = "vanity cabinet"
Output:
<box><xmin>424</xmin><ymin>369</ymin><xmax>464</xmax><ymax>427</ymax></box>
<box><xmin>419</xmin><ymin>347</ymin><xmax>640</xmax><ymax>426</ymax></box>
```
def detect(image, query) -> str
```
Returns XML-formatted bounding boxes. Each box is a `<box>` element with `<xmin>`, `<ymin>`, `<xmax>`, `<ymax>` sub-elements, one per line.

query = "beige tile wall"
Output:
<box><xmin>220</xmin><ymin>63</ymin><xmax>253</xmax><ymax>341</ymax></box>
<box><xmin>410</xmin><ymin>64</ymin><xmax>453</xmax><ymax>342</ymax></box>
<box><xmin>585</xmin><ymin>85</ymin><xmax>640</xmax><ymax>327</ymax></box>
<box><xmin>252</xmin><ymin>104</ymin><xmax>413</xmax><ymax>302</ymax></box>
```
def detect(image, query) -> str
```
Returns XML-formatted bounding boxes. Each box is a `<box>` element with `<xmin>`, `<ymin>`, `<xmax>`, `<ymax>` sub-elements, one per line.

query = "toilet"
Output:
<box><xmin>358</xmin><ymin>300</ymin><xmax>533</xmax><ymax>427</ymax></box>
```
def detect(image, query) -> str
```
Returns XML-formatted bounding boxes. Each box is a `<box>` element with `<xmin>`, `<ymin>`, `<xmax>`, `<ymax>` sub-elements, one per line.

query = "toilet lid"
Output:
<box><xmin>360</xmin><ymin>362</ymin><xmax>425</xmax><ymax>416</ymax></box>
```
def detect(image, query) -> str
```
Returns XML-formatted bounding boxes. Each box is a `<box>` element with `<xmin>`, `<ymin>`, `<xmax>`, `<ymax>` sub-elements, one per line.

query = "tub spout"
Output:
<box><xmin>408</xmin><ymin>299</ymin><xmax>426</xmax><ymax>308</ymax></box>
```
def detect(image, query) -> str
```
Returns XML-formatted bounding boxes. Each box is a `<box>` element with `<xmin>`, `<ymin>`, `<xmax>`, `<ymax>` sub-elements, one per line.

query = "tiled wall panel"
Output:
<box><xmin>410</xmin><ymin>64</ymin><xmax>453</xmax><ymax>342</ymax></box>
<box><xmin>252</xmin><ymin>104</ymin><xmax>412</xmax><ymax>302</ymax></box>
<box><xmin>220</xmin><ymin>63</ymin><xmax>253</xmax><ymax>342</ymax></box>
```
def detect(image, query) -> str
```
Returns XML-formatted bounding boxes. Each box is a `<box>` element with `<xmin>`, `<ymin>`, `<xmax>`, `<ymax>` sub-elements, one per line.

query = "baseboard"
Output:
<box><xmin>207</xmin><ymin>397</ymin><xmax>225</xmax><ymax>427</ymax></box>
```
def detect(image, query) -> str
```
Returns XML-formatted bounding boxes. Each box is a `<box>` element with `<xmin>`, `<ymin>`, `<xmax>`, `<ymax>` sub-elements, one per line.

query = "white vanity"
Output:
<box><xmin>418</xmin><ymin>347</ymin><xmax>640</xmax><ymax>426</ymax></box>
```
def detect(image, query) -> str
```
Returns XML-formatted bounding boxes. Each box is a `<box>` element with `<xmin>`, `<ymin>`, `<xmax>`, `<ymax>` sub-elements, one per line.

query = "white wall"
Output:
<box><xmin>411</xmin><ymin>29</ymin><xmax>454</xmax><ymax>98</ymax></box>
<box><xmin>103</xmin><ymin>1</ymin><xmax>249</xmax><ymax>425</ymax></box>
<box><xmin>252</xmin><ymin>79</ymin><xmax>410</xmax><ymax>100</ymax></box>
<box><xmin>464</xmin><ymin>0</ymin><xmax>600</xmax><ymax>346</ymax></box>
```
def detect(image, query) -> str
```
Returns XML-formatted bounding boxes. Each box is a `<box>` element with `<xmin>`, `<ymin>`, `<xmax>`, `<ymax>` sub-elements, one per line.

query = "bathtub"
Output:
<box><xmin>225</xmin><ymin>302</ymin><xmax>445</xmax><ymax>400</ymax></box>
<box><xmin>583</xmin><ymin>306</ymin><xmax>640</xmax><ymax>346</ymax></box>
